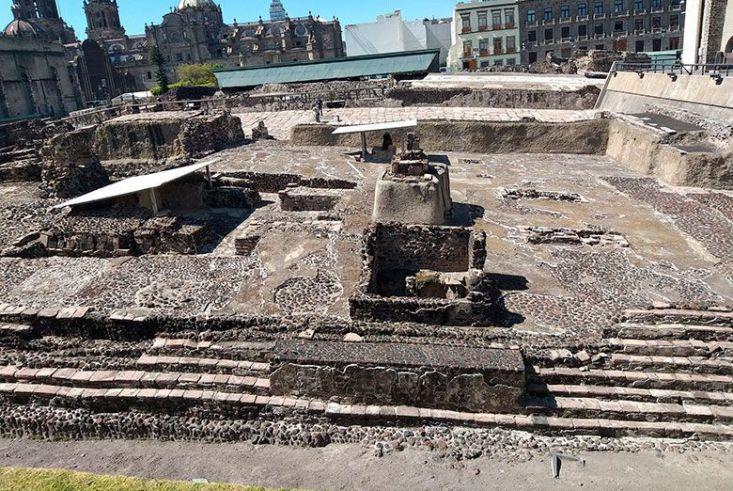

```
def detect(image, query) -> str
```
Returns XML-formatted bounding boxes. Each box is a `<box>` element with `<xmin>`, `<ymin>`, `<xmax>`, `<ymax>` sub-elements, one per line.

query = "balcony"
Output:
<box><xmin>492</xmin><ymin>23</ymin><xmax>503</xmax><ymax>30</ymax></box>
<box><xmin>561</xmin><ymin>36</ymin><xmax>574</xmax><ymax>42</ymax></box>
<box><xmin>614</xmin><ymin>10</ymin><xmax>630</xmax><ymax>17</ymax></box>
<box><xmin>478</xmin><ymin>24</ymin><xmax>489</xmax><ymax>32</ymax></box>
<box><xmin>479</xmin><ymin>49</ymin><xmax>490</xmax><ymax>57</ymax></box>
<box><xmin>651</xmin><ymin>26</ymin><xmax>664</xmax><ymax>33</ymax></box>
<box><xmin>578</xmin><ymin>33</ymin><xmax>589</xmax><ymax>40</ymax></box>
<box><xmin>633</xmin><ymin>9</ymin><xmax>647</xmax><ymax>14</ymax></box>
<box><xmin>670</xmin><ymin>4</ymin><xmax>682</xmax><ymax>11</ymax></box>
<box><xmin>559</xmin><ymin>16</ymin><xmax>573</xmax><ymax>24</ymax></box>
<box><xmin>527</xmin><ymin>20</ymin><xmax>539</xmax><ymax>27</ymax></box>
<box><xmin>542</xmin><ymin>19</ymin><xmax>556</xmax><ymax>25</ymax></box>
<box><xmin>577</xmin><ymin>14</ymin><xmax>590</xmax><ymax>21</ymax></box>
<box><xmin>462</xmin><ymin>52</ymin><xmax>474</xmax><ymax>59</ymax></box>
<box><xmin>461</xmin><ymin>26</ymin><xmax>472</xmax><ymax>34</ymax></box>
<box><xmin>505</xmin><ymin>47</ymin><xmax>517</xmax><ymax>54</ymax></box>
<box><xmin>593</xmin><ymin>13</ymin><xmax>608</xmax><ymax>19</ymax></box>
<box><xmin>505</xmin><ymin>22</ymin><xmax>516</xmax><ymax>29</ymax></box>
<box><xmin>651</xmin><ymin>7</ymin><xmax>665</xmax><ymax>13</ymax></box>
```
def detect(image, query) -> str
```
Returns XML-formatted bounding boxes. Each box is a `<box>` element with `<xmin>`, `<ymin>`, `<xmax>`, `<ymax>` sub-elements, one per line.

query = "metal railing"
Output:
<box><xmin>612</xmin><ymin>61</ymin><xmax>733</xmax><ymax>77</ymax></box>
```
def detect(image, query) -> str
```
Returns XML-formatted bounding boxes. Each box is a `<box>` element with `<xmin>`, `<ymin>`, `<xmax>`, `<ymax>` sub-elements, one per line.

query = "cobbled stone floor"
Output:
<box><xmin>1</xmin><ymin>142</ymin><xmax>731</xmax><ymax>346</ymax></box>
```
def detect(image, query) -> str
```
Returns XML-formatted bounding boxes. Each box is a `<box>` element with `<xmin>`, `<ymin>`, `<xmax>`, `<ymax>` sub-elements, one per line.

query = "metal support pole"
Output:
<box><xmin>360</xmin><ymin>131</ymin><xmax>367</xmax><ymax>160</ymax></box>
<box><xmin>205</xmin><ymin>165</ymin><xmax>212</xmax><ymax>189</ymax></box>
<box><xmin>148</xmin><ymin>188</ymin><xmax>160</xmax><ymax>215</ymax></box>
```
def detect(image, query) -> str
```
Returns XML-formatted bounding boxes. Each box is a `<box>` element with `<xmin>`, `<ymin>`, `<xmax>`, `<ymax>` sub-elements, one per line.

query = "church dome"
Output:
<box><xmin>3</xmin><ymin>19</ymin><xmax>43</xmax><ymax>38</ymax></box>
<box><xmin>178</xmin><ymin>0</ymin><xmax>216</xmax><ymax>9</ymax></box>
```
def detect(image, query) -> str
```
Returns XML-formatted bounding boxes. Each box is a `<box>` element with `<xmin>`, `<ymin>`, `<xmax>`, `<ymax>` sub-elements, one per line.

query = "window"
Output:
<box><xmin>175</xmin><ymin>53</ymin><xmax>183</xmax><ymax>61</ymax></box>
<box><xmin>651</xmin><ymin>0</ymin><xmax>661</xmax><ymax>8</ymax></box>
<box><xmin>561</xmin><ymin>5</ymin><xmax>570</xmax><ymax>18</ymax></box>
<box><xmin>528</xmin><ymin>10</ymin><xmax>536</xmax><ymax>23</ymax></box>
<box><xmin>578</xmin><ymin>24</ymin><xmax>587</xmax><ymax>36</ymax></box>
<box><xmin>652</xmin><ymin>16</ymin><xmax>661</xmax><ymax>29</ymax></box>
<box><xmin>507</xmin><ymin>58</ymin><xmax>516</xmax><ymax>65</ymax></box>
<box><xmin>528</xmin><ymin>51</ymin><xmax>538</xmax><ymax>63</ymax></box>
<box><xmin>505</xmin><ymin>9</ymin><xmax>515</xmax><ymax>27</ymax></box>
<box><xmin>635</xmin><ymin>18</ymin><xmax>644</xmax><ymax>31</ymax></box>
<box><xmin>461</xmin><ymin>14</ymin><xmax>471</xmax><ymax>33</ymax></box>
<box><xmin>652</xmin><ymin>38</ymin><xmax>662</xmax><ymax>51</ymax></box>
<box><xmin>614</xmin><ymin>21</ymin><xmax>623</xmax><ymax>31</ymax></box>
<box><xmin>528</xmin><ymin>30</ymin><xmax>537</xmax><ymax>42</ymax></box>
<box><xmin>669</xmin><ymin>14</ymin><xmax>679</xmax><ymax>28</ymax></box>
<box><xmin>615</xmin><ymin>0</ymin><xmax>624</xmax><ymax>12</ymax></box>
<box><xmin>494</xmin><ymin>59</ymin><xmax>503</xmax><ymax>66</ymax></box>
<box><xmin>478</xmin><ymin>12</ymin><xmax>488</xmax><ymax>30</ymax></box>
<box><xmin>506</xmin><ymin>36</ymin><xmax>516</xmax><ymax>52</ymax></box>
<box><xmin>634</xmin><ymin>0</ymin><xmax>644</xmax><ymax>11</ymax></box>
<box><xmin>480</xmin><ymin>60</ymin><xmax>491</xmax><ymax>68</ymax></box>
<box><xmin>479</xmin><ymin>38</ymin><xmax>490</xmax><ymax>55</ymax></box>
<box><xmin>670</xmin><ymin>0</ymin><xmax>680</xmax><ymax>8</ymax></box>
<box><xmin>494</xmin><ymin>36</ymin><xmax>503</xmax><ymax>53</ymax></box>
<box><xmin>544</xmin><ymin>8</ymin><xmax>553</xmax><ymax>21</ymax></box>
<box><xmin>669</xmin><ymin>36</ymin><xmax>680</xmax><ymax>49</ymax></box>
<box><xmin>146</xmin><ymin>71</ymin><xmax>152</xmax><ymax>80</ymax></box>
<box><xmin>594</xmin><ymin>23</ymin><xmax>604</xmax><ymax>35</ymax></box>
<box><xmin>561</xmin><ymin>26</ymin><xmax>571</xmax><ymax>38</ymax></box>
<box><xmin>594</xmin><ymin>2</ymin><xmax>604</xmax><ymax>14</ymax></box>
<box><xmin>462</xmin><ymin>40</ymin><xmax>473</xmax><ymax>56</ymax></box>
<box><xmin>492</xmin><ymin>10</ymin><xmax>502</xmax><ymax>29</ymax></box>
<box><xmin>578</xmin><ymin>3</ymin><xmax>587</xmax><ymax>16</ymax></box>
<box><xmin>545</xmin><ymin>28</ymin><xmax>554</xmax><ymax>40</ymax></box>
<box><xmin>635</xmin><ymin>39</ymin><xmax>645</xmax><ymax>51</ymax></box>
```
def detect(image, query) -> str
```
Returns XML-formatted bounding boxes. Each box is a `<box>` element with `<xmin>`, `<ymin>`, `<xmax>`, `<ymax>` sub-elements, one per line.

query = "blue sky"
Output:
<box><xmin>0</xmin><ymin>1</ymin><xmax>455</xmax><ymax>36</ymax></box>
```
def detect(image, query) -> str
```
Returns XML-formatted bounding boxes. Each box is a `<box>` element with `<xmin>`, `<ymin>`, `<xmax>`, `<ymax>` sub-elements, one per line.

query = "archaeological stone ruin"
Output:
<box><xmin>0</xmin><ymin>66</ymin><xmax>732</xmax><ymax>468</ymax></box>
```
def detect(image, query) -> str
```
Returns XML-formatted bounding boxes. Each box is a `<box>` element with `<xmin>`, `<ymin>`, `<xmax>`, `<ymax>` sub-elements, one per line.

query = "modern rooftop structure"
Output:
<box><xmin>214</xmin><ymin>49</ymin><xmax>441</xmax><ymax>90</ymax></box>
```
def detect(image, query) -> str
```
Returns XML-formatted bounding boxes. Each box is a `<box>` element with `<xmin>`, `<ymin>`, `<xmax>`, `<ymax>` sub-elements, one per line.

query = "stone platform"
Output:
<box><xmin>270</xmin><ymin>340</ymin><xmax>525</xmax><ymax>413</ymax></box>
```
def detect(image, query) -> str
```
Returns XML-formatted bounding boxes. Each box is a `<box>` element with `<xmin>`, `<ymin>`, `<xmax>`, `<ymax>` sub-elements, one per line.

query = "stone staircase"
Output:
<box><xmin>1</xmin><ymin>310</ymin><xmax>733</xmax><ymax>443</ymax></box>
<box><xmin>525</xmin><ymin>308</ymin><xmax>733</xmax><ymax>438</ymax></box>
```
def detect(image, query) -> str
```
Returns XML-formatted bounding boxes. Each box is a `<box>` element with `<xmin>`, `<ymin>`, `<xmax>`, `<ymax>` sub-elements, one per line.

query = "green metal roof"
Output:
<box><xmin>214</xmin><ymin>50</ymin><xmax>441</xmax><ymax>89</ymax></box>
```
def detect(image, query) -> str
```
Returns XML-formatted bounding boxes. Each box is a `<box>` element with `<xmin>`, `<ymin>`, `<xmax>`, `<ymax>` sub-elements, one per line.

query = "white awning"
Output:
<box><xmin>53</xmin><ymin>159</ymin><xmax>219</xmax><ymax>209</ymax></box>
<box><xmin>332</xmin><ymin>119</ymin><xmax>418</xmax><ymax>135</ymax></box>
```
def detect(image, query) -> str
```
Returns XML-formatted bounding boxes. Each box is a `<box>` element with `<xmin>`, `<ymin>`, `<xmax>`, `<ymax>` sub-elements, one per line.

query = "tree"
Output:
<box><xmin>175</xmin><ymin>63</ymin><xmax>221</xmax><ymax>87</ymax></box>
<box><xmin>149</xmin><ymin>45</ymin><xmax>169</xmax><ymax>94</ymax></box>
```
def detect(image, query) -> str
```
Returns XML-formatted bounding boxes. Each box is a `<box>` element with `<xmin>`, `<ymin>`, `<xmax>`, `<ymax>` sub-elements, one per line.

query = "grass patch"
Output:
<box><xmin>0</xmin><ymin>467</ymin><xmax>292</xmax><ymax>491</ymax></box>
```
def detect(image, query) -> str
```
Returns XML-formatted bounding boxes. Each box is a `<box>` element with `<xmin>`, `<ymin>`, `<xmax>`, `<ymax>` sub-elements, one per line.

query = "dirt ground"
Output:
<box><xmin>0</xmin><ymin>438</ymin><xmax>731</xmax><ymax>491</ymax></box>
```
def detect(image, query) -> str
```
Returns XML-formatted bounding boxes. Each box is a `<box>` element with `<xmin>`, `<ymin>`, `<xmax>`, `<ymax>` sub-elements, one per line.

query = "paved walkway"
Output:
<box><xmin>236</xmin><ymin>107</ymin><xmax>601</xmax><ymax>139</ymax></box>
<box><xmin>410</xmin><ymin>73</ymin><xmax>606</xmax><ymax>91</ymax></box>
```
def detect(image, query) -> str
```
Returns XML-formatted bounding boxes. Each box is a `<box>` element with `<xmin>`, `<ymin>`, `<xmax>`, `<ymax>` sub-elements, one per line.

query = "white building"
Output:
<box><xmin>344</xmin><ymin>10</ymin><xmax>453</xmax><ymax>65</ymax></box>
<box><xmin>447</xmin><ymin>0</ymin><xmax>521</xmax><ymax>71</ymax></box>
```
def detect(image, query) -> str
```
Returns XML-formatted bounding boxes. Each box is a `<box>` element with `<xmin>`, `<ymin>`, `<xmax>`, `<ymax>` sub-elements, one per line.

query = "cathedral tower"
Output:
<box><xmin>84</xmin><ymin>0</ymin><xmax>126</xmax><ymax>41</ymax></box>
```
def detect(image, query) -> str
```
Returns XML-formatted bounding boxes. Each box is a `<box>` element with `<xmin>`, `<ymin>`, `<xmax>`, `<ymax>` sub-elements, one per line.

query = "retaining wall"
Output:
<box><xmin>291</xmin><ymin>119</ymin><xmax>609</xmax><ymax>155</ymax></box>
<box><xmin>597</xmin><ymin>72</ymin><xmax>733</xmax><ymax>122</ymax></box>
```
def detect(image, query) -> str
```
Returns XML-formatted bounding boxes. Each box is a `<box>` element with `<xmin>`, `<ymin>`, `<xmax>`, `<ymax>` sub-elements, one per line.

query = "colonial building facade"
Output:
<box><xmin>83</xmin><ymin>0</ymin><xmax>346</xmax><ymax>90</ymax></box>
<box><xmin>447</xmin><ymin>0</ymin><xmax>522</xmax><ymax>70</ymax></box>
<box><xmin>518</xmin><ymin>0</ymin><xmax>685</xmax><ymax>64</ymax></box>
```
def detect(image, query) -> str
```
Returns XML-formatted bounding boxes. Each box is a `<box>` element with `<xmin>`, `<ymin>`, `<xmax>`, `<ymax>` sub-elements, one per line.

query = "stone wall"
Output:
<box><xmin>92</xmin><ymin>111</ymin><xmax>244</xmax><ymax>162</ymax></box>
<box><xmin>291</xmin><ymin>119</ymin><xmax>609</xmax><ymax>155</ymax></box>
<box><xmin>606</xmin><ymin>118</ymin><xmax>733</xmax><ymax>189</ymax></box>
<box><xmin>219</xmin><ymin>171</ymin><xmax>357</xmax><ymax>193</ymax></box>
<box><xmin>349</xmin><ymin>224</ymin><xmax>494</xmax><ymax>326</ymax></box>
<box><xmin>279</xmin><ymin>187</ymin><xmax>341</xmax><ymax>212</ymax></box>
<box><xmin>386</xmin><ymin>86</ymin><xmax>600</xmax><ymax>110</ymax></box>
<box><xmin>269</xmin><ymin>340</ymin><xmax>525</xmax><ymax>413</ymax></box>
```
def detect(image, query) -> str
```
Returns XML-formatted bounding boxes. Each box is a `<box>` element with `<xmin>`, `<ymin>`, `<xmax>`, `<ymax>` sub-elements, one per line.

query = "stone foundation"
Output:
<box><xmin>279</xmin><ymin>186</ymin><xmax>341</xmax><ymax>212</ymax></box>
<box><xmin>350</xmin><ymin>223</ymin><xmax>495</xmax><ymax>326</ymax></box>
<box><xmin>270</xmin><ymin>340</ymin><xmax>525</xmax><ymax>413</ymax></box>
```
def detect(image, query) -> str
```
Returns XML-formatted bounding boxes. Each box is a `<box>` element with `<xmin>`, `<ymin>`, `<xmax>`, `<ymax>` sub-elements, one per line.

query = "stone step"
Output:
<box><xmin>605</xmin><ymin>338</ymin><xmax>733</xmax><ymax>357</ymax></box>
<box><xmin>609</xmin><ymin>353</ymin><xmax>733</xmax><ymax>375</ymax></box>
<box><xmin>530</xmin><ymin>366</ymin><xmax>733</xmax><ymax>393</ymax></box>
<box><xmin>149</xmin><ymin>338</ymin><xmax>274</xmax><ymax>362</ymax></box>
<box><xmin>605</xmin><ymin>323</ymin><xmax>733</xmax><ymax>342</ymax></box>
<box><xmin>136</xmin><ymin>354</ymin><xmax>270</xmax><ymax>375</ymax></box>
<box><xmin>527</xmin><ymin>383</ymin><xmax>733</xmax><ymax>406</ymax></box>
<box><xmin>0</xmin><ymin>323</ymin><xmax>33</xmax><ymax>342</ymax></box>
<box><xmin>623</xmin><ymin>309</ymin><xmax>733</xmax><ymax>327</ymax></box>
<box><xmin>0</xmin><ymin>366</ymin><xmax>270</xmax><ymax>394</ymax></box>
<box><xmin>0</xmin><ymin>382</ymin><xmax>730</xmax><ymax>441</ymax></box>
<box><xmin>524</xmin><ymin>396</ymin><xmax>733</xmax><ymax>424</ymax></box>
